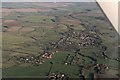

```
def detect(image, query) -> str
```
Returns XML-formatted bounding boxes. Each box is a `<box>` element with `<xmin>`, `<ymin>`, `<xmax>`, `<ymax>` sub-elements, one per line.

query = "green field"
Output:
<box><xmin>2</xmin><ymin>2</ymin><xmax>119</xmax><ymax>78</ymax></box>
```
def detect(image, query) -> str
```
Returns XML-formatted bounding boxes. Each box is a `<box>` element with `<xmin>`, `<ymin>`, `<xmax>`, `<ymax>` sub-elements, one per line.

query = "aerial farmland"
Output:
<box><xmin>2</xmin><ymin>2</ymin><xmax>119</xmax><ymax>79</ymax></box>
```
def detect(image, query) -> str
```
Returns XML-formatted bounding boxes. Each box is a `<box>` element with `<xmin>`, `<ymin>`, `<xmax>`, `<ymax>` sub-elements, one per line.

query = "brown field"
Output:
<box><xmin>32</xmin><ymin>3</ymin><xmax>73</xmax><ymax>8</ymax></box>
<box><xmin>20</xmin><ymin>27</ymin><xmax>34</xmax><ymax>32</ymax></box>
<box><xmin>61</xmin><ymin>18</ymin><xmax>80</xmax><ymax>25</ymax></box>
<box><xmin>2</xmin><ymin>12</ymin><xmax>11</xmax><ymax>16</ymax></box>
<box><xmin>2</xmin><ymin>8</ymin><xmax>50</xmax><ymax>12</ymax></box>
<box><xmin>3</xmin><ymin>20</ymin><xmax>20</xmax><ymax>27</ymax></box>
<box><xmin>7</xmin><ymin>26</ymin><xmax>21</xmax><ymax>32</ymax></box>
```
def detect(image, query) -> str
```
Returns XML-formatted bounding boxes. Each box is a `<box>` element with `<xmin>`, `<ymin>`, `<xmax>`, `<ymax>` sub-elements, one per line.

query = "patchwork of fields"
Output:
<box><xmin>2</xmin><ymin>2</ymin><xmax>119</xmax><ymax>78</ymax></box>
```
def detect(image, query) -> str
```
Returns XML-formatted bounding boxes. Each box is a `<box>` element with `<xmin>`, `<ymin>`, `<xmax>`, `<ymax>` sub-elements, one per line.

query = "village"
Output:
<box><xmin>2</xmin><ymin>2</ymin><xmax>119</xmax><ymax>79</ymax></box>
<box><xmin>14</xmin><ymin>18</ymin><xmax>119</xmax><ymax>79</ymax></box>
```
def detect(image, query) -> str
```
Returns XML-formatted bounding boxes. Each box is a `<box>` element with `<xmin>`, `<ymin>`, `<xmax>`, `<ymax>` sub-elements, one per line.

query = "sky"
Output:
<box><xmin>1</xmin><ymin>0</ymin><xmax>95</xmax><ymax>2</ymax></box>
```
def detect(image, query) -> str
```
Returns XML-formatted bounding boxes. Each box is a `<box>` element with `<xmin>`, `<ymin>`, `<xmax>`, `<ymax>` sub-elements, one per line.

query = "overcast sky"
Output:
<box><xmin>2</xmin><ymin>0</ymin><xmax>95</xmax><ymax>2</ymax></box>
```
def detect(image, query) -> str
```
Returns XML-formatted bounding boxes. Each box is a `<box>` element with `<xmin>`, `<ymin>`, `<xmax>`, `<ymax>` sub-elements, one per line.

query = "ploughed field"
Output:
<box><xmin>2</xmin><ymin>2</ymin><xmax>119</xmax><ymax>78</ymax></box>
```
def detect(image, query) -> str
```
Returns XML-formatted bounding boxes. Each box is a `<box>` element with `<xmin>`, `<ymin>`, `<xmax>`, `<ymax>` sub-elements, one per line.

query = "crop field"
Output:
<box><xmin>2</xmin><ymin>2</ymin><xmax>119</xmax><ymax>79</ymax></box>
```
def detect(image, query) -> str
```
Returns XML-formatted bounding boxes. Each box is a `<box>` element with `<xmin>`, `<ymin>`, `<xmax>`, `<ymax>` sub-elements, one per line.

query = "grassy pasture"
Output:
<box><xmin>2</xmin><ymin>2</ymin><xmax>119</xmax><ymax>78</ymax></box>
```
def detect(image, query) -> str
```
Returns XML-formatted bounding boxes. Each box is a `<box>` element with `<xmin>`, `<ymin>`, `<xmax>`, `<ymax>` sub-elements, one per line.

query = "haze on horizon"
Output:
<box><xmin>2</xmin><ymin>0</ymin><xmax>95</xmax><ymax>2</ymax></box>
